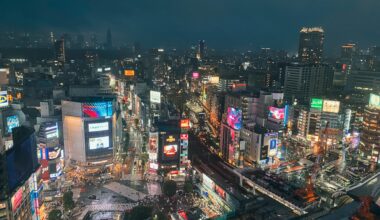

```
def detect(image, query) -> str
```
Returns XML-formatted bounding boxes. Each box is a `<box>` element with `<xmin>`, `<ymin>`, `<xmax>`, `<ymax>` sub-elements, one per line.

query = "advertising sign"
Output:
<box><xmin>208</xmin><ymin>76</ymin><xmax>220</xmax><ymax>84</ymax></box>
<box><xmin>180</xmin><ymin>119</ymin><xmax>190</xmax><ymax>129</ymax></box>
<box><xmin>215</xmin><ymin>185</ymin><xmax>226</xmax><ymax>200</ymax></box>
<box><xmin>369</xmin><ymin>93</ymin><xmax>380</xmax><ymax>109</ymax></box>
<box><xmin>124</xmin><ymin>70</ymin><xmax>135</xmax><ymax>76</ymax></box>
<box><xmin>160</xmin><ymin>133</ymin><xmax>179</xmax><ymax>162</ymax></box>
<box><xmin>268</xmin><ymin>107</ymin><xmax>285</xmax><ymax>120</ymax></box>
<box><xmin>163</xmin><ymin>145</ymin><xmax>178</xmax><ymax>157</ymax></box>
<box><xmin>6</xmin><ymin>115</ymin><xmax>20</xmax><ymax>134</ymax></box>
<box><xmin>40</xmin><ymin>159</ymin><xmax>50</xmax><ymax>181</ymax></box>
<box><xmin>311</xmin><ymin>98</ymin><xmax>323</xmax><ymax>110</ymax></box>
<box><xmin>11</xmin><ymin>187</ymin><xmax>23</xmax><ymax>212</ymax></box>
<box><xmin>150</xmin><ymin>91</ymin><xmax>161</xmax><ymax>104</ymax></box>
<box><xmin>6</xmin><ymin>134</ymin><xmax>38</xmax><ymax>192</ymax></box>
<box><xmin>88</xmin><ymin>121</ymin><xmax>109</xmax><ymax>132</ymax></box>
<box><xmin>192</xmin><ymin>72</ymin><xmax>200</xmax><ymax>79</ymax></box>
<box><xmin>0</xmin><ymin>91</ymin><xmax>8</xmax><ymax>107</ymax></box>
<box><xmin>82</xmin><ymin>101</ymin><xmax>113</xmax><ymax>118</ymax></box>
<box><xmin>89</xmin><ymin>136</ymin><xmax>110</xmax><ymax>150</ymax></box>
<box><xmin>149</xmin><ymin>132</ymin><xmax>158</xmax><ymax>160</ymax></box>
<box><xmin>322</xmin><ymin>100</ymin><xmax>340</xmax><ymax>113</ymax></box>
<box><xmin>227</xmin><ymin>107</ymin><xmax>242</xmax><ymax>130</ymax></box>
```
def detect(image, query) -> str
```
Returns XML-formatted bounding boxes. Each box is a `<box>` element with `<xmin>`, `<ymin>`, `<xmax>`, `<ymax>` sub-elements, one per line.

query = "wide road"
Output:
<box><xmin>349</xmin><ymin>174</ymin><xmax>380</xmax><ymax>203</ymax></box>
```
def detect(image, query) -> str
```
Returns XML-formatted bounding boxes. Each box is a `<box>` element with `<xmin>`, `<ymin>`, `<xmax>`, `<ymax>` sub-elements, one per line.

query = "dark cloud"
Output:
<box><xmin>1</xmin><ymin>0</ymin><xmax>380</xmax><ymax>55</ymax></box>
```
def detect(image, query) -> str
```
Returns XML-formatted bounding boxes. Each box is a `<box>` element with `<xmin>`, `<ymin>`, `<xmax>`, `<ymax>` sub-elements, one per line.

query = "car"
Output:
<box><xmin>88</xmin><ymin>195</ymin><xmax>97</xmax><ymax>200</ymax></box>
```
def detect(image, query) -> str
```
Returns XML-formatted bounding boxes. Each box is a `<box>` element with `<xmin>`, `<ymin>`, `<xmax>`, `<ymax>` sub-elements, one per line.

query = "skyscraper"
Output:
<box><xmin>298</xmin><ymin>27</ymin><xmax>324</xmax><ymax>63</ymax></box>
<box><xmin>54</xmin><ymin>38</ymin><xmax>65</xmax><ymax>68</ymax></box>
<box><xmin>106</xmin><ymin>28</ymin><xmax>112</xmax><ymax>49</ymax></box>
<box><xmin>197</xmin><ymin>40</ymin><xmax>205</xmax><ymax>60</ymax></box>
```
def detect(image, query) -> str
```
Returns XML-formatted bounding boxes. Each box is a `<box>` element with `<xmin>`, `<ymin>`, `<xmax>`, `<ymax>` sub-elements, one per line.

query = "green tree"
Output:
<box><xmin>139</xmin><ymin>153</ymin><xmax>149</xmax><ymax>166</ymax></box>
<box><xmin>184</xmin><ymin>180</ymin><xmax>193</xmax><ymax>194</ymax></box>
<box><xmin>48</xmin><ymin>209</ymin><xmax>62</xmax><ymax>220</ymax></box>
<box><xmin>125</xmin><ymin>205</ymin><xmax>153</xmax><ymax>220</ymax></box>
<box><xmin>63</xmin><ymin>190</ymin><xmax>75</xmax><ymax>211</ymax></box>
<box><xmin>134</xmin><ymin>118</ymin><xmax>139</xmax><ymax>127</ymax></box>
<box><xmin>162</xmin><ymin>180</ymin><xmax>177</xmax><ymax>197</ymax></box>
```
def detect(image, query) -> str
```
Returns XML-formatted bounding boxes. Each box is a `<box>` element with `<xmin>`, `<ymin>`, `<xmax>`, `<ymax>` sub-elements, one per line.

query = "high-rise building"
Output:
<box><xmin>360</xmin><ymin>93</ymin><xmax>380</xmax><ymax>163</ymax></box>
<box><xmin>341</xmin><ymin>43</ymin><xmax>356</xmax><ymax>62</ymax></box>
<box><xmin>298</xmin><ymin>27</ymin><xmax>324</xmax><ymax>63</ymax></box>
<box><xmin>284</xmin><ymin>63</ymin><xmax>333</xmax><ymax>104</ymax></box>
<box><xmin>54</xmin><ymin>38</ymin><xmax>65</xmax><ymax>68</ymax></box>
<box><xmin>106</xmin><ymin>28</ymin><xmax>112</xmax><ymax>49</ymax></box>
<box><xmin>197</xmin><ymin>40</ymin><xmax>205</xmax><ymax>60</ymax></box>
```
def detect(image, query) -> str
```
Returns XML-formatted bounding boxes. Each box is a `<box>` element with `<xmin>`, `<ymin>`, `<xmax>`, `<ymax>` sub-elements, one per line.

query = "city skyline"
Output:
<box><xmin>1</xmin><ymin>0</ymin><xmax>380</xmax><ymax>55</ymax></box>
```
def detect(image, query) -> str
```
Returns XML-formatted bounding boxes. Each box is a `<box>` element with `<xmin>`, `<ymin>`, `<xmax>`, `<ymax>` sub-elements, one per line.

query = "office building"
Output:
<box><xmin>298</xmin><ymin>27</ymin><xmax>324</xmax><ymax>63</ymax></box>
<box><xmin>284</xmin><ymin>63</ymin><xmax>333</xmax><ymax>104</ymax></box>
<box><xmin>62</xmin><ymin>98</ymin><xmax>116</xmax><ymax>172</ymax></box>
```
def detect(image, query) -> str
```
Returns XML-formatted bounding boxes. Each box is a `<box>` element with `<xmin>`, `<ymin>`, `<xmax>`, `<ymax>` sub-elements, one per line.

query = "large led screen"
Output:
<box><xmin>6</xmin><ymin>115</ymin><xmax>20</xmax><ymax>134</ymax></box>
<box><xmin>369</xmin><ymin>93</ymin><xmax>380</xmax><ymax>108</ymax></box>
<box><xmin>82</xmin><ymin>101</ymin><xmax>113</xmax><ymax>118</ymax></box>
<box><xmin>88</xmin><ymin>121</ymin><xmax>109</xmax><ymax>132</ymax></box>
<box><xmin>163</xmin><ymin>145</ymin><xmax>178</xmax><ymax>157</ymax></box>
<box><xmin>160</xmin><ymin>133</ymin><xmax>180</xmax><ymax>163</ymax></box>
<box><xmin>6</xmin><ymin>135</ymin><xmax>38</xmax><ymax>192</ymax></box>
<box><xmin>227</xmin><ymin>107</ymin><xmax>242</xmax><ymax>130</ymax></box>
<box><xmin>268</xmin><ymin>107</ymin><xmax>285</xmax><ymax>120</ymax></box>
<box><xmin>322</xmin><ymin>100</ymin><xmax>340</xmax><ymax>113</ymax></box>
<box><xmin>88</xmin><ymin>136</ymin><xmax>110</xmax><ymax>150</ymax></box>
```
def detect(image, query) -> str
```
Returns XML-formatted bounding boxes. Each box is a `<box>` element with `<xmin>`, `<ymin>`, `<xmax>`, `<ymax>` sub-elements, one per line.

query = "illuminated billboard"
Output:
<box><xmin>149</xmin><ymin>132</ymin><xmax>158</xmax><ymax>160</ymax></box>
<box><xmin>0</xmin><ymin>91</ymin><xmax>8</xmax><ymax>108</ymax></box>
<box><xmin>88</xmin><ymin>136</ymin><xmax>110</xmax><ymax>150</ymax></box>
<box><xmin>163</xmin><ymin>145</ymin><xmax>178</xmax><ymax>157</ymax></box>
<box><xmin>160</xmin><ymin>133</ymin><xmax>180</xmax><ymax>163</ymax></box>
<box><xmin>208</xmin><ymin>76</ymin><xmax>220</xmax><ymax>84</ymax></box>
<box><xmin>180</xmin><ymin>119</ymin><xmax>190</xmax><ymax>129</ymax></box>
<box><xmin>11</xmin><ymin>187</ymin><xmax>23</xmax><ymax>212</ymax></box>
<box><xmin>150</xmin><ymin>91</ymin><xmax>161</xmax><ymax>104</ymax></box>
<box><xmin>6</xmin><ymin>132</ymin><xmax>39</xmax><ymax>192</ymax></box>
<box><xmin>124</xmin><ymin>69</ymin><xmax>135</xmax><ymax>76</ymax></box>
<box><xmin>369</xmin><ymin>93</ymin><xmax>380</xmax><ymax>109</ymax></box>
<box><xmin>6</xmin><ymin>115</ymin><xmax>20</xmax><ymax>134</ymax></box>
<box><xmin>192</xmin><ymin>72</ymin><xmax>200</xmax><ymax>79</ymax></box>
<box><xmin>88</xmin><ymin>121</ymin><xmax>109</xmax><ymax>132</ymax></box>
<box><xmin>82</xmin><ymin>101</ymin><xmax>113</xmax><ymax>118</ymax></box>
<box><xmin>268</xmin><ymin>107</ymin><xmax>285</xmax><ymax>120</ymax></box>
<box><xmin>322</xmin><ymin>100</ymin><xmax>340</xmax><ymax>113</ymax></box>
<box><xmin>227</xmin><ymin>107</ymin><xmax>242</xmax><ymax>130</ymax></box>
<box><xmin>311</xmin><ymin>98</ymin><xmax>323</xmax><ymax>110</ymax></box>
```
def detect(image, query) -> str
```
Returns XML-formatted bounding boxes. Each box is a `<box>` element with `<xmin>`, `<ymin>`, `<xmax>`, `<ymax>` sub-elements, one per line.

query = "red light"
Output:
<box><xmin>180</xmin><ymin>134</ymin><xmax>188</xmax><ymax>140</ymax></box>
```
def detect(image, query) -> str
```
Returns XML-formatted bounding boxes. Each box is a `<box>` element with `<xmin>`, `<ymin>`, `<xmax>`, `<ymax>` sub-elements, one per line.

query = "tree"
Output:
<box><xmin>184</xmin><ymin>180</ymin><xmax>193</xmax><ymax>194</ymax></box>
<box><xmin>63</xmin><ymin>190</ymin><xmax>75</xmax><ymax>211</ymax></box>
<box><xmin>139</xmin><ymin>153</ymin><xmax>149</xmax><ymax>166</ymax></box>
<box><xmin>48</xmin><ymin>209</ymin><xmax>62</xmax><ymax>220</ymax></box>
<box><xmin>162</xmin><ymin>180</ymin><xmax>177</xmax><ymax>197</ymax></box>
<box><xmin>125</xmin><ymin>205</ymin><xmax>153</xmax><ymax>220</ymax></box>
<box><xmin>134</xmin><ymin>118</ymin><xmax>139</xmax><ymax>127</ymax></box>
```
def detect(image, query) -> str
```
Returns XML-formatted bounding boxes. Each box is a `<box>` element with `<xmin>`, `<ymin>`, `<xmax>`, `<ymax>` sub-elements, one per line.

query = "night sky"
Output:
<box><xmin>1</xmin><ymin>0</ymin><xmax>380</xmax><ymax>55</ymax></box>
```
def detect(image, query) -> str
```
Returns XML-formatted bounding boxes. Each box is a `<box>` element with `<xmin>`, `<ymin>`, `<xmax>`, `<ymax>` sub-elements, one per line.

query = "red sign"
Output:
<box><xmin>40</xmin><ymin>160</ymin><xmax>50</xmax><ymax>181</ymax></box>
<box><xmin>180</xmin><ymin>119</ymin><xmax>190</xmax><ymax>129</ymax></box>
<box><xmin>11</xmin><ymin>188</ymin><xmax>23</xmax><ymax>212</ymax></box>
<box><xmin>180</xmin><ymin>134</ymin><xmax>188</xmax><ymax>140</ymax></box>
